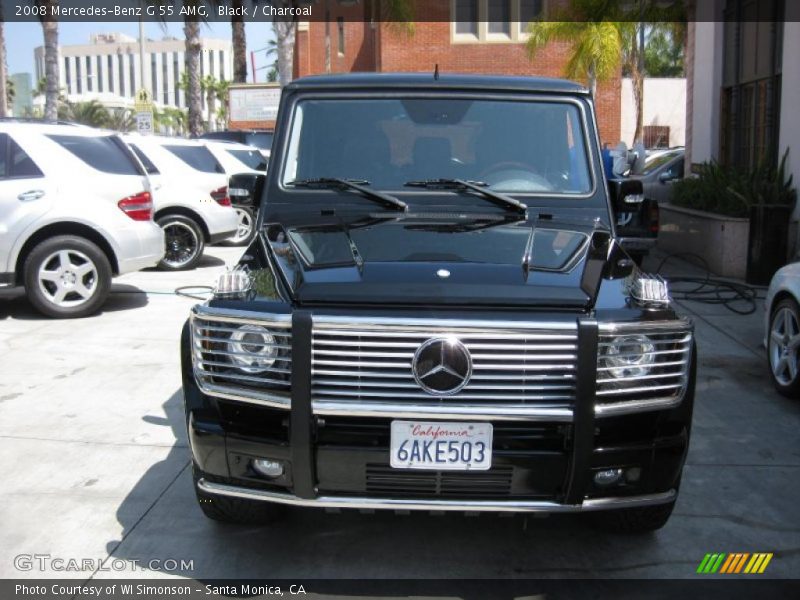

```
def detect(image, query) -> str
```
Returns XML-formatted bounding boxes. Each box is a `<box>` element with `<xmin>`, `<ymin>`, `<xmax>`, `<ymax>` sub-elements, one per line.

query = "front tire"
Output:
<box><xmin>157</xmin><ymin>215</ymin><xmax>205</xmax><ymax>271</ymax></box>
<box><xmin>23</xmin><ymin>235</ymin><xmax>112</xmax><ymax>319</ymax></box>
<box><xmin>592</xmin><ymin>501</ymin><xmax>675</xmax><ymax>533</ymax></box>
<box><xmin>193</xmin><ymin>466</ymin><xmax>284</xmax><ymax>525</ymax></box>
<box><xmin>228</xmin><ymin>206</ymin><xmax>257</xmax><ymax>246</ymax></box>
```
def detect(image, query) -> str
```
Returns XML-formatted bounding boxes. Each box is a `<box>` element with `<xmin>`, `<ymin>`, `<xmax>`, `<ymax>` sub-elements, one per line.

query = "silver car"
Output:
<box><xmin>632</xmin><ymin>148</ymin><xmax>685</xmax><ymax>204</ymax></box>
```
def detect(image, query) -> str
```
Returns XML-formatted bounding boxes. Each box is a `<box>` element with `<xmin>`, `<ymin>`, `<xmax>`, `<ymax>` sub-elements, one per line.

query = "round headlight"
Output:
<box><xmin>605</xmin><ymin>334</ymin><xmax>655</xmax><ymax>378</ymax></box>
<box><xmin>228</xmin><ymin>325</ymin><xmax>277</xmax><ymax>373</ymax></box>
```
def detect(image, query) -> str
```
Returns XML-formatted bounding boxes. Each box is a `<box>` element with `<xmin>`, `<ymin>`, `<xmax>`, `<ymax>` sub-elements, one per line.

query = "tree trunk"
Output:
<box><xmin>231</xmin><ymin>1</ymin><xmax>247</xmax><ymax>83</ymax></box>
<box><xmin>40</xmin><ymin>2</ymin><xmax>59</xmax><ymax>121</ymax></box>
<box><xmin>271</xmin><ymin>2</ymin><xmax>296</xmax><ymax>87</ymax></box>
<box><xmin>0</xmin><ymin>20</ymin><xmax>9</xmax><ymax>117</ymax></box>
<box><xmin>631</xmin><ymin>64</ymin><xmax>644</xmax><ymax>145</ymax></box>
<box><xmin>184</xmin><ymin>19</ymin><xmax>203</xmax><ymax>137</ymax></box>
<box><xmin>324</xmin><ymin>0</ymin><xmax>331</xmax><ymax>73</ymax></box>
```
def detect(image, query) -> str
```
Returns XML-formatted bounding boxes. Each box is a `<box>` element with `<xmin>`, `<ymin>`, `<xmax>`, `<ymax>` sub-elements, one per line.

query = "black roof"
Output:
<box><xmin>286</xmin><ymin>72</ymin><xmax>589</xmax><ymax>95</ymax></box>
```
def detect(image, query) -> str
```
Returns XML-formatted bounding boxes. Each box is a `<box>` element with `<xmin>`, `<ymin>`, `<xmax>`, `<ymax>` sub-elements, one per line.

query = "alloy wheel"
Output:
<box><xmin>769</xmin><ymin>307</ymin><xmax>800</xmax><ymax>385</ymax></box>
<box><xmin>37</xmin><ymin>249</ymin><xmax>99</xmax><ymax>308</ymax></box>
<box><xmin>231</xmin><ymin>208</ymin><xmax>254</xmax><ymax>244</ymax></box>
<box><xmin>162</xmin><ymin>220</ymin><xmax>200</xmax><ymax>269</ymax></box>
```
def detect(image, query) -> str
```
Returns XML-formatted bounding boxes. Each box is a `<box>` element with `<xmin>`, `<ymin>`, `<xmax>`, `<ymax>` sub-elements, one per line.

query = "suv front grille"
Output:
<box><xmin>311</xmin><ymin>318</ymin><xmax>578</xmax><ymax>406</ymax></box>
<box><xmin>191</xmin><ymin>308</ymin><xmax>292</xmax><ymax>407</ymax></box>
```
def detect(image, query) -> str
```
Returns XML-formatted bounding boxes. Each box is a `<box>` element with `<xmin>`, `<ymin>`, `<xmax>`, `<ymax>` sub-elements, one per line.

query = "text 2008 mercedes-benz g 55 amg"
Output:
<box><xmin>181</xmin><ymin>74</ymin><xmax>695</xmax><ymax>533</ymax></box>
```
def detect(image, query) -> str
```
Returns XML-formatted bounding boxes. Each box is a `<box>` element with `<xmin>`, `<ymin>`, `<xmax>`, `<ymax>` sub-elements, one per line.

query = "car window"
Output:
<box><xmin>0</xmin><ymin>134</ymin><xmax>44</xmax><ymax>179</ymax></box>
<box><xmin>282</xmin><ymin>98</ymin><xmax>592</xmax><ymax>195</ymax></box>
<box><xmin>227</xmin><ymin>148</ymin><xmax>268</xmax><ymax>171</ymax></box>
<box><xmin>642</xmin><ymin>151</ymin><xmax>682</xmax><ymax>175</ymax></box>
<box><xmin>47</xmin><ymin>134</ymin><xmax>141</xmax><ymax>175</ymax></box>
<box><xmin>246</xmin><ymin>132</ymin><xmax>273</xmax><ymax>150</ymax></box>
<box><xmin>129</xmin><ymin>143</ymin><xmax>160</xmax><ymax>175</ymax></box>
<box><xmin>164</xmin><ymin>144</ymin><xmax>224</xmax><ymax>174</ymax></box>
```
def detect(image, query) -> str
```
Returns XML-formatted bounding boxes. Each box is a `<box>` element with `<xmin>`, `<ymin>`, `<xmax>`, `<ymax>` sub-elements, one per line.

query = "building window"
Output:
<box><xmin>719</xmin><ymin>0</ymin><xmax>783</xmax><ymax>170</ymax></box>
<box><xmin>64</xmin><ymin>57</ymin><xmax>71</xmax><ymax>94</ymax></box>
<box><xmin>173</xmin><ymin>52</ymin><xmax>181</xmax><ymax>107</ymax></box>
<box><xmin>487</xmin><ymin>0</ymin><xmax>511</xmax><ymax>36</ymax></box>
<box><xmin>108</xmin><ymin>55</ymin><xmax>114</xmax><ymax>94</ymax></box>
<box><xmin>519</xmin><ymin>0</ymin><xmax>542</xmax><ymax>36</ymax></box>
<box><xmin>452</xmin><ymin>0</ymin><xmax>543</xmax><ymax>42</ymax></box>
<box><xmin>337</xmin><ymin>17</ymin><xmax>346</xmax><ymax>55</ymax></box>
<box><xmin>129</xmin><ymin>53</ymin><xmax>136</xmax><ymax>95</ymax></box>
<box><xmin>209</xmin><ymin>50</ymin><xmax>215</xmax><ymax>82</ymax></box>
<box><xmin>86</xmin><ymin>57</ymin><xmax>93</xmax><ymax>92</ymax></box>
<box><xmin>96</xmin><ymin>56</ymin><xmax>103</xmax><ymax>93</ymax></box>
<box><xmin>454</xmin><ymin>0</ymin><xmax>479</xmax><ymax>36</ymax></box>
<box><xmin>219</xmin><ymin>50</ymin><xmax>225</xmax><ymax>79</ymax></box>
<box><xmin>151</xmin><ymin>54</ymin><xmax>158</xmax><ymax>102</ymax></box>
<box><xmin>76</xmin><ymin>57</ymin><xmax>82</xmax><ymax>94</ymax></box>
<box><xmin>162</xmin><ymin>52</ymin><xmax>169</xmax><ymax>105</ymax></box>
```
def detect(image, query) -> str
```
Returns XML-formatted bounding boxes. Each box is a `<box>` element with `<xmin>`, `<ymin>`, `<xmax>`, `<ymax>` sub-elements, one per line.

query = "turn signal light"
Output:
<box><xmin>211</xmin><ymin>186</ymin><xmax>231</xmax><ymax>207</ymax></box>
<box><xmin>118</xmin><ymin>191</ymin><xmax>153</xmax><ymax>221</ymax></box>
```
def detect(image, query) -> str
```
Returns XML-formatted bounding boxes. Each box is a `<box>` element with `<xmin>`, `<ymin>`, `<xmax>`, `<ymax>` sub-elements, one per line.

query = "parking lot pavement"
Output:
<box><xmin>1</xmin><ymin>246</ymin><xmax>799</xmax><ymax>581</ymax></box>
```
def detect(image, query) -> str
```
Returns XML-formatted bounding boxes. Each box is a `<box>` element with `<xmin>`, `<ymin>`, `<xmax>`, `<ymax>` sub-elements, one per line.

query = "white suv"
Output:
<box><xmin>0</xmin><ymin>122</ymin><xmax>164</xmax><ymax>318</ymax></box>
<box><xmin>123</xmin><ymin>134</ymin><xmax>238</xmax><ymax>271</ymax></box>
<box><xmin>204</xmin><ymin>140</ymin><xmax>267</xmax><ymax>245</ymax></box>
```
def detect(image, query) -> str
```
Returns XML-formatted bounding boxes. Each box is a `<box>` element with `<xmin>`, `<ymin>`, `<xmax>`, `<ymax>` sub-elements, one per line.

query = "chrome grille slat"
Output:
<box><xmin>595</xmin><ymin>321</ymin><xmax>693</xmax><ymax>413</ymax></box>
<box><xmin>312</xmin><ymin>317</ymin><xmax>579</xmax><ymax>408</ymax></box>
<box><xmin>191</xmin><ymin>307</ymin><xmax>292</xmax><ymax>406</ymax></box>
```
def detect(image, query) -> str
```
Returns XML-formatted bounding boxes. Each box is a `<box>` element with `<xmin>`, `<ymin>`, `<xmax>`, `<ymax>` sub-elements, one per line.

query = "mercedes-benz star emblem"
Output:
<box><xmin>412</xmin><ymin>337</ymin><xmax>472</xmax><ymax>395</ymax></box>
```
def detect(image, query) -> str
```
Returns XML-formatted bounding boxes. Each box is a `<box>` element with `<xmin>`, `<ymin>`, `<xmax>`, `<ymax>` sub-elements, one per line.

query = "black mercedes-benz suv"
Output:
<box><xmin>181</xmin><ymin>74</ymin><xmax>695</xmax><ymax>533</ymax></box>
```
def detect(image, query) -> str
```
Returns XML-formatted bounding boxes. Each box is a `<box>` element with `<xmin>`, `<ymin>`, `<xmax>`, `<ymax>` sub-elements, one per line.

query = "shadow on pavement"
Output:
<box><xmin>0</xmin><ymin>284</ymin><xmax>149</xmax><ymax>320</ymax></box>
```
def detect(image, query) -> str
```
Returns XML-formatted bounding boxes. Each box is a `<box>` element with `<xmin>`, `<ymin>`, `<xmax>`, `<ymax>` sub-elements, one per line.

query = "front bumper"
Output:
<box><xmin>182</xmin><ymin>312</ymin><xmax>695</xmax><ymax>513</ymax></box>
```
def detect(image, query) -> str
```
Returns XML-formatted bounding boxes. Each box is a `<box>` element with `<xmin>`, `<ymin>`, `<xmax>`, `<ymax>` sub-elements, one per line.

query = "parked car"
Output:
<box><xmin>204</xmin><ymin>141</ymin><xmax>268</xmax><ymax>246</ymax></box>
<box><xmin>225</xmin><ymin>172</ymin><xmax>266</xmax><ymax>246</ymax></box>
<box><xmin>764</xmin><ymin>262</ymin><xmax>800</xmax><ymax>397</ymax></box>
<box><xmin>0</xmin><ymin>121</ymin><xmax>164</xmax><ymax>318</ymax></box>
<box><xmin>632</xmin><ymin>147</ymin><xmax>685</xmax><ymax>204</ymax></box>
<box><xmin>123</xmin><ymin>134</ymin><xmax>238</xmax><ymax>271</ymax></box>
<box><xmin>181</xmin><ymin>73</ymin><xmax>696</xmax><ymax>533</ymax></box>
<box><xmin>198</xmin><ymin>130</ymin><xmax>274</xmax><ymax>160</ymax></box>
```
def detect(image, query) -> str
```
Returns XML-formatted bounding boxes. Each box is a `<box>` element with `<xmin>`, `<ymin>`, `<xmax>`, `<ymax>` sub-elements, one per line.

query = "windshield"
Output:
<box><xmin>282</xmin><ymin>98</ymin><xmax>592</xmax><ymax>195</ymax></box>
<box><xmin>227</xmin><ymin>148</ymin><xmax>268</xmax><ymax>171</ymax></box>
<box><xmin>642</xmin><ymin>151</ymin><xmax>682</xmax><ymax>175</ymax></box>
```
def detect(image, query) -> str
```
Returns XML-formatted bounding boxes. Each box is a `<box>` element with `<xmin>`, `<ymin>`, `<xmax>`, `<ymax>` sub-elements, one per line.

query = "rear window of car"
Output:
<box><xmin>642</xmin><ymin>151</ymin><xmax>682</xmax><ymax>175</ymax></box>
<box><xmin>164</xmin><ymin>144</ymin><xmax>224</xmax><ymax>174</ymax></box>
<box><xmin>47</xmin><ymin>134</ymin><xmax>142</xmax><ymax>175</ymax></box>
<box><xmin>129</xmin><ymin>144</ymin><xmax>160</xmax><ymax>175</ymax></box>
<box><xmin>246</xmin><ymin>132</ymin><xmax>273</xmax><ymax>151</ymax></box>
<box><xmin>227</xmin><ymin>148</ymin><xmax>268</xmax><ymax>171</ymax></box>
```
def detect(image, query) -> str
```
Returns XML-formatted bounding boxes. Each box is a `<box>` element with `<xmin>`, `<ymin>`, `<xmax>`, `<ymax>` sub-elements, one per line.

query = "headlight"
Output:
<box><xmin>604</xmin><ymin>334</ymin><xmax>655</xmax><ymax>378</ymax></box>
<box><xmin>228</xmin><ymin>325</ymin><xmax>277</xmax><ymax>373</ymax></box>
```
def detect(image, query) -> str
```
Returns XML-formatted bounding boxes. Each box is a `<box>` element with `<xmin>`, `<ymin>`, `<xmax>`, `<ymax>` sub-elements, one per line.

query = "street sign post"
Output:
<box><xmin>134</xmin><ymin>89</ymin><xmax>154</xmax><ymax>134</ymax></box>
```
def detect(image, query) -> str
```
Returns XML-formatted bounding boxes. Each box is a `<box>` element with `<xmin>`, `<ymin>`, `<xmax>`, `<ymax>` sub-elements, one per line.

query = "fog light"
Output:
<box><xmin>252</xmin><ymin>458</ymin><xmax>284</xmax><ymax>479</ymax></box>
<box><xmin>593</xmin><ymin>468</ymin><xmax>624</xmax><ymax>487</ymax></box>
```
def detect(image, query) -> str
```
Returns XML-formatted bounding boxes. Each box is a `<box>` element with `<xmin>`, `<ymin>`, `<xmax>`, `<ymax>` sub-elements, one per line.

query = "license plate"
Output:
<box><xmin>390</xmin><ymin>421</ymin><xmax>493</xmax><ymax>470</ymax></box>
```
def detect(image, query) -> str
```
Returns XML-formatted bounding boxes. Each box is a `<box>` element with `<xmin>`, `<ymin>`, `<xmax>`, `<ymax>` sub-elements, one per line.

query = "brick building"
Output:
<box><xmin>293</xmin><ymin>0</ymin><xmax>621</xmax><ymax>146</ymax></box>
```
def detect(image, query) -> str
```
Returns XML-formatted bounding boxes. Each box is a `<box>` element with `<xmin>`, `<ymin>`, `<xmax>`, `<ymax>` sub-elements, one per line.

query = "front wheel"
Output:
<box><xmin>23</xmin><ymin>235</ymin><xmax>112</xmax><ymax>319</ymax></box>
<box><xmin>767</xmin><ymin>298</ymin><xmax>800</xmax><ymax>398</ymax></box>
<box><xmin>228</xmin><ymin>206</ymin><xmax>257</xmax><ymax>246</ymax></box>
<box><xmin>157</xmin><ymin>215</ymin><xmax>205</xmax><ymax>271</ymax></box>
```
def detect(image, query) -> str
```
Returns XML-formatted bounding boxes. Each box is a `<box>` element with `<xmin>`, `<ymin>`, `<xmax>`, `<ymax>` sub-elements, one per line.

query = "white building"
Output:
<box><xmin>33</xmin><ymin>32</ymin><xmax>233</xmax><ymax>117</ymax></box>
<box><xmin>621</xmin><ymin>78</ymin><xmax>686</xmax><ymax>148</ymax></box>
<box><xmin>686</xmin><ymin>0</ymin><xmax>798</xmax><ymax>240</ymax></box>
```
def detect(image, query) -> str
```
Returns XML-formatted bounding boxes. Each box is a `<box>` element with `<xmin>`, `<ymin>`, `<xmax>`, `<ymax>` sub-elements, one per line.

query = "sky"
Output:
<box><xmin>4</xmin><ymin>20</ymin><xmax>276</xmax><ymax>82</ymax></box>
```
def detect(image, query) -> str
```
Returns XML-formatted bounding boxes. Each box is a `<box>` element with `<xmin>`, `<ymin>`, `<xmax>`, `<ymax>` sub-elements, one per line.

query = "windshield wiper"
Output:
<box><xmin>288</xmin><ymin>178</ymin><xmax>407</xmax><ymax>212</ymax></box>
<box><xmin>404</xmin><ymin>178</ymin><xmax>527</xmax><ymax>215</ymax></box>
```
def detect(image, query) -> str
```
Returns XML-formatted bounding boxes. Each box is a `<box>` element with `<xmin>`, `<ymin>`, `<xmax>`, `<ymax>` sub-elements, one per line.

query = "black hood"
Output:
<box><xmin>259</xmin><ymin>214</ymin><xmax>613</xmax><ymax>309</ymax></box>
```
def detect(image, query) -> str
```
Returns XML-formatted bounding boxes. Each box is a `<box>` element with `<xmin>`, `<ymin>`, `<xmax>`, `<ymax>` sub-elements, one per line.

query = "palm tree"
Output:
<box><xmin>106</xmin><ymin>108</ymin><xmax>136</xmax><ymax>132</ymax></box>
<box><xmin>0</xmin><ymin>13</ymin><xmax>8</xmax><ymax>117</ymax></box>
<box><xmin>59</xmin><ymin>100</ymin><xmax>111</xmax><ymax>128</ymax></box>
<box><xmin>270</xmin><ymin>1</ymin><xmax>296</xmax><ymax>87</ymax></box>
<box><xmin>37</xmin><ymin>0</ymin><xmax>60</xmax><ymax>120</ymax></box>
<box><xmin>231</xmin><ymin>0</ymin><xmax>247</xmax><ymax>83</ymax></box>
<box><xmin>184</xmin><ymin>11</ymin><xmax>203</xmax><ymax>137</ymax></box>
<box><xmin>527</xmin><ymin>18</ymin><xmax>623</xmax><ymax>98</ymax></box>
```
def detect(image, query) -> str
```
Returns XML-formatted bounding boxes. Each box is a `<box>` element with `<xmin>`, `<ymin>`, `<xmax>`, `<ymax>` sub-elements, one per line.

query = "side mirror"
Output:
<box><xmin>658</xmin><ymin>170</ymin><xmax>675</xmax><ymax>183</ymax></box>
<box><xmin>607</xmin><ymin>178</ymin><xmax>645</xmax><ymax>214</ymax></box>
<box><xmin>228</xmin><ymin>172</ymin><xmax>266</xmax><ymax>209</ymax></box>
